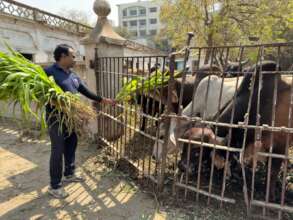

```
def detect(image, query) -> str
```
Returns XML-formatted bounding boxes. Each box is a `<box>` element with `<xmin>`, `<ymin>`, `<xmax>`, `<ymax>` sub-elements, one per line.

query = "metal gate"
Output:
<box><xmin>94</xmin><ymin>41</ymin><xmax>293</xmax><ymax>219</ymax></box>
<box><xmin>94</xmin><ymin>49</ymin><xmax>170</xmax><ymax>186</ymax></box>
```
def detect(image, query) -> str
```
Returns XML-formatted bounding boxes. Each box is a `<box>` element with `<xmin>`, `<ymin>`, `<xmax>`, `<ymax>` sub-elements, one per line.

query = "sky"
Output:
<box><xmin>16</xmin><ymin>0</ymin><xmax>140</xmax><ymax>26</ymax></box>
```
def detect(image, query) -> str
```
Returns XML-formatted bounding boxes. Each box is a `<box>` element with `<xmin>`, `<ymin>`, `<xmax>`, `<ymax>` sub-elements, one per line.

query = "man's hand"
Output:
<box><xmin>101</xmin><ymin>98</ymin><xmax>116</xmax><ymax>106</ymax></box>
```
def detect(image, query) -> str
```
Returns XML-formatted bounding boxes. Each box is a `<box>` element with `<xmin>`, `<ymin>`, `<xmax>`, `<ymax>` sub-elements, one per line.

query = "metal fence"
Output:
<box><xmin>94</xmin><ymin>48</ymin><xmax>170</xmax><ymax>185</ymax></box>
<box><xmin>94</xmin><ymin>42</ymin><xmax>293</xmax><ymax>220</ymax></box>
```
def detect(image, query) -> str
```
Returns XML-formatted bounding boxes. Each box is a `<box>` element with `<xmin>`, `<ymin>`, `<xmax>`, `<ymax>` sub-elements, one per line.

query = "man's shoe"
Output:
<box><xmin>63</xmin><ymin>174</ymin><xmax>85</xmax><ymax>183</ymax></box>
<box><xmin>48</xmin><ymin>187</ymin><xmax>69</xmax><ymax>199</ymax></box>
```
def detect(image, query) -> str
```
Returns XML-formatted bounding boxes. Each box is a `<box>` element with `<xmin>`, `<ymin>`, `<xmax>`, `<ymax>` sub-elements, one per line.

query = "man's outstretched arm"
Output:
<box><xmin>77</xmin><ymin>82</ymin><xmax>115</xmax><ymax>105</ymax></box>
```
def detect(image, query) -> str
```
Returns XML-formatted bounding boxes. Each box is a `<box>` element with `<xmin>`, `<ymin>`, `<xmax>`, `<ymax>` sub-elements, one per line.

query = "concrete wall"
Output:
<box><xmin>0</xmin><ymin>11</ymin><xmax>89</xmax><ymax>121</ymax></box>
<box><xmin>0</xmin><ymin>14</ymin><xmax>85</xmax><ymax>63</ymax></box>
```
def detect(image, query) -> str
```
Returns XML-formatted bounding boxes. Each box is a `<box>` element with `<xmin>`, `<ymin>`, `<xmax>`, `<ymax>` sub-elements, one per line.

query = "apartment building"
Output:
<box><xmin>117</xmin><ymin>0</ymin><xmax>163</xmax><ymax>45</ymax></box>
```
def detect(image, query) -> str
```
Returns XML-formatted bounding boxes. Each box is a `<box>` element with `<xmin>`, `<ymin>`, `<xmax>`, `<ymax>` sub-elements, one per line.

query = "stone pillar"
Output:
<box><xmin>80</xmin><ymin>0</ymin><xmax>125</xmax><ymax>141</ymax></box>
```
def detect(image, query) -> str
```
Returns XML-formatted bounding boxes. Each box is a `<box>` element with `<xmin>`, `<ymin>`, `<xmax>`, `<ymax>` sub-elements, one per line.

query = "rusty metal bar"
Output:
<box><xmin>251</xmin><ymin>200</ymin><xmax>293</xmax><ymax>213</ymax></box>
<box><xmin>158</xmin><ymin>53</ymin><xmax>176</xmax><ymax>192</ymax></box>
<box><xmin>99</xmin><ymin>136</ymin><xmax>158</xmax><ymax>184</ymax></box>
<box><xmin>99</xmin><ymin>70</ymin><xmax>293</xmax><ymax>77</ymax></box>
<box><xmin>279</xmin><ymin>74</ymin><xmax>293</xmax><ymax>219</ymax></box>
<box><xmin>189</xmin><ymin>42</ymin><xmax>293</xmax><ymax>49</ymax></box>
<box><xmin>123</xmin><ymin>58</ymin><xmax>129</xmax><ymax>157</ymax></box>
<box><xmin>102</xmin><ymin>58</ymin><xmax>107</xmax><ymax>140</ymax></box>
<box><xmin>192</xmin><ymin>47</ymin><xmax>205</xmax><ymax>202</ymax></box>
<box><xmin>175</xmin><ymin>182</ymin><xmax>236</xmax><ymax>203</ymax></box>
<box><xmin>207</xmin><ymin>47</ymin><xmax>221</xmax><ymax>205</ymax></box>
<box><xmin>113</xmin><ymin>57</ymin><xmax>118</xmax><ymax>160</ymax></box>
<box><xmin>99</xmin><ymin>111</ymin><xmax>163</xmax><ymax>143</ymax></box>
<box><xmin>262</xmin><ymin>46</ymin><xmax>276</xmax><ymax>217</ymax></box>
<box><xmin>161</xmin><ymin>115</ymin><xmax>293</xmax><ymax>133</ymax></box>
<box><xmin>220</xmin><ymin>47</ymin><xmax>245</xmax><ymax>207</ymax></box>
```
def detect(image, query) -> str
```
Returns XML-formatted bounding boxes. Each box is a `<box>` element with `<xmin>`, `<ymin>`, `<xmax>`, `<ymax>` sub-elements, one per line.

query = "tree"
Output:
<box><xmin>152</xmin><ymin>34</ymin><xmax>172</xmax><ymax>52</ymax></box>
<box><xmin>160</xmin><ymin>0</ymin><xmax>293</xmax><ymax>50</ymax></box>
<box><xmin>58</xmin><ymin>8</ymin><xmax>93</xmax><ymax>26</ymax></box>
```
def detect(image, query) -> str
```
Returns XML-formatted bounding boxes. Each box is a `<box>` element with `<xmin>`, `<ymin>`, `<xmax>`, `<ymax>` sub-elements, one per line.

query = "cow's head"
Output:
<box><xmin>178</xmin><ymin>126</ymin><xmax>227</xmax><ymax>170</ymax></box>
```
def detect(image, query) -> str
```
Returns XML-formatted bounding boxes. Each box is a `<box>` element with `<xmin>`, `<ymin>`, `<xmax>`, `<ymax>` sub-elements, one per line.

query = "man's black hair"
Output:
<box><xmin>53</xmin><ymin>44</ymin><xmax>73</xmax><ymax>61</ymax></box>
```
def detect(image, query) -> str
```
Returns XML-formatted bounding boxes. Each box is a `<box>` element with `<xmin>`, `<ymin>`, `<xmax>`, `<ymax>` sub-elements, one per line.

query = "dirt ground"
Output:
<box><xmin>2</xmin><ymin>119</ymin><xmax>287</xmax><ymax>220</ymax></box>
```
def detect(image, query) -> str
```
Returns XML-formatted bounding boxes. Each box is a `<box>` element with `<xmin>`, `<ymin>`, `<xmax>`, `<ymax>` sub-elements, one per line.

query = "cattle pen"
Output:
<box><xmin>93</xmin><ymin>41</ymin><xmax>293</xmax><ymax>220</ymax></box>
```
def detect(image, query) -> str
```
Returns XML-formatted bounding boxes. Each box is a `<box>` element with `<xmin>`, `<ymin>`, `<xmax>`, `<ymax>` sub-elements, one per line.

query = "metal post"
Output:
<box><xmin>157</xmin><ymin>53</ymin><xmax>176</xmax><ymax>192</ymax></box>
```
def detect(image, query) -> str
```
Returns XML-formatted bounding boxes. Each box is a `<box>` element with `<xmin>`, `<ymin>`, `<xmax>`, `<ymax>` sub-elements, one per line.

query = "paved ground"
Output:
<box><xmin>3</xmin><ymin>120</ymin><xmax>291</xmax><ymax>220</ymax></box>
<box><xmin>0</xmin><ymin>121</ymin><xmax>171</xmax><ymax>220</ymax></box>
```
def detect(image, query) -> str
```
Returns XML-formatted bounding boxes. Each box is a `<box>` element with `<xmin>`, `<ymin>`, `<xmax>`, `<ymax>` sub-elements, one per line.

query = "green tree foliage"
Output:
<box><xmin>160</xmin><ymin>0</ymin><xmax>293</xmax><ymax>48</ymax></box>
<box><xmin>58</xmin><ymin>8</ymin><xmax>93</xmax><ymax>26</ymax></box>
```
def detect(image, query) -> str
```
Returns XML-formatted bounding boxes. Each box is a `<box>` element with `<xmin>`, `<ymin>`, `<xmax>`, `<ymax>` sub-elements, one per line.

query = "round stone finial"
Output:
<box><xmin>93</xmin><ymin>0</ymin><xmax>111</xmax><ymax>18</ymax></box>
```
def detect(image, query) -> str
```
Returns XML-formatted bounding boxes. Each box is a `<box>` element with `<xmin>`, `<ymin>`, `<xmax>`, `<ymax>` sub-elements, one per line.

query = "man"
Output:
<box><xmin>45</xmin><ymin>44</ymin><xmax>115</xmax><ymax>198</ymax></box>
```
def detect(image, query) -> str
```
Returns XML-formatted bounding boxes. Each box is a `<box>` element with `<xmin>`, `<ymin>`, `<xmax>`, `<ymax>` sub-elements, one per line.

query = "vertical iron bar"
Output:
<box><xmin>279</xmin><ymin>47</ymin><xmax>293</xmax><ymax>220</ymax></box>
<box><xmin>158</xmin><ymin>53</ymin><xmax>176</xmax><ymax>192</ymax></box>
<box><xmin>220</xmin><ymin>47</ymin><xmax>244</xmax><ymax>207</ymax></box>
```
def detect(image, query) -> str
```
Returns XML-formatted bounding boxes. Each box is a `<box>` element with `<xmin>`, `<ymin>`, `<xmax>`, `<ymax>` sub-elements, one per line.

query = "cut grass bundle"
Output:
<box><xmin>0</xmin><ymin>44</ymin><xmax>96</xmax><ymax>135</ymax></box>
<box><xmin>116</xmin><ymin>69</ymin><xmax>180</xmax><ymax>102</ymax></box>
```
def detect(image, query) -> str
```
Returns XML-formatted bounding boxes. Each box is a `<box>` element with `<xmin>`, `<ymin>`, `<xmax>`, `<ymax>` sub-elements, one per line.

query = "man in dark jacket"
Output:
<box><xmin>45</xmin><ymin>44</ymin><xmax>115</xmax><ymax>198</ymax></box>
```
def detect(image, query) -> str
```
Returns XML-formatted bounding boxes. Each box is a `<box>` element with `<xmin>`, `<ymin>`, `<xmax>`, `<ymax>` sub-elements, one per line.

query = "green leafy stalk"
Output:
<box><xmin>0</xmin><ymin>44</ymin><xmax>96</xmax><ymax>135</ymax></box>
<box><xmin>115</xmin><ymin>69</ymin><xmax>180</xmax><ymax>102</ymax></box>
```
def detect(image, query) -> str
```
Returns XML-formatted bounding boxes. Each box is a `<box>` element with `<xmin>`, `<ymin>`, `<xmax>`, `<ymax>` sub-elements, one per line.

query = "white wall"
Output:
<box><xmin>0</xmin><ymin>14</ymin><xmax>86</xmax><ymax>63</ymax></box>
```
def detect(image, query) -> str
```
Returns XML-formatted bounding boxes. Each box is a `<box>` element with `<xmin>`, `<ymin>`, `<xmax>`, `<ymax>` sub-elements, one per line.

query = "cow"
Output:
<box><xmin>177</xmin><ymin>61</ymin><xmax>291</xmax><ymax>201</ymax></box>
<box><xmin>152</xmin><ymin>72</ymin><xmax>245</xmax><ymax>160</ymax></box>
<box><xmin>137</xmin><ymin>65</ymin><xmax>222</xmax><ymax>131</ymax></box>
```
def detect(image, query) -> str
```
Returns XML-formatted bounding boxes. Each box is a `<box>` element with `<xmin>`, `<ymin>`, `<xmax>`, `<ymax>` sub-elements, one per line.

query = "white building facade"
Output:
<box><xmin>117</xmin><ymin>0</ymin><xmax>163</xmax><ymax>45</ymax></box>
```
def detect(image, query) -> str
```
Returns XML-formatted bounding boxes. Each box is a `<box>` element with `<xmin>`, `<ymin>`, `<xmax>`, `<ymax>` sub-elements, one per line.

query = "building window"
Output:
<box><xmin>149</xmin><ymin>7</ymin><xmax>157</xmax><ymax>13</ymax></box>
<box><xmin>130</xmin><ymin>20</ymin><xmax>137</xmax><ymax>26</ymax></box>
<box><xmin>130</xmin><ymin>9</ymin><xmax>137</xmax><ymax>16</ymax></box>
<box><xmin>139</xmin><ymin>19</ymin><xmax>146</xmax><ymax>26</ymax></box>
<box><xmin>139</xmin><ymin>8</ymin><xmax>146</xmax><ymax>15</ymax></box>
<box><xmin>149</xmin><ymin>18</ymin><xmax>157</xmax><ymax>24</ymax></box>
<box><xmin>123</xmin><ymin>9</ymin><xmax>127</xmax><ymax>17</ymax></box>
<box><xmin>149</xmin><ymin>29</ymin><xmax>157</xmax><ymax>35</ymax></box>
<box><xmin>131</xmin><ymin>31</ymin><xmax>138</xmax><ymax>37</ymax></box>
<box><xmin>139</xmin><ymin>30</ymin><xmax>146</xmax><ymax>36</ymax></box>
<box><xmin>123</xmin><ymin>21</ymin><xmax>127</xmax><ymax>27</ymax></box>
<box><xmin>21</xmin><ymin>53</ymin><xmax>33</xmax><ymax>61</ymax></box>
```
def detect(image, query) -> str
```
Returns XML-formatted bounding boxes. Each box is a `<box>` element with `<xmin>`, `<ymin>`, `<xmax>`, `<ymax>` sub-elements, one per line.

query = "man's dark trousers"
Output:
<box><xmin>48</xmin><ymin>118</ymin><xmax>78</xmax><ymax>189</ymax></box>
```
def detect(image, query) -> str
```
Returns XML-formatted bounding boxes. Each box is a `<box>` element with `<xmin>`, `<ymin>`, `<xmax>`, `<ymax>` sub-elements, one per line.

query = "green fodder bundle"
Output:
<box><xmin>116</xmin><ymin>69</ymin><xmax>180</xmax><ymax>102</ymax></box>
<box><xmin>0</xmin><ymin>45</ymin><xmax>96</xmax><ymax>135</ymax></box>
